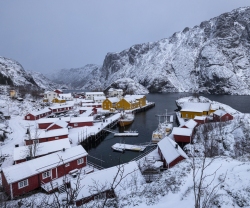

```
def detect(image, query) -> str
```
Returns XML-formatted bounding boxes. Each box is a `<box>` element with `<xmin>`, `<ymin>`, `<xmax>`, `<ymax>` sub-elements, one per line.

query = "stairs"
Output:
<box><xmin>58</xmin><ymin>184</ymin><xmax>66</xmax><ymax>193</ymax></box>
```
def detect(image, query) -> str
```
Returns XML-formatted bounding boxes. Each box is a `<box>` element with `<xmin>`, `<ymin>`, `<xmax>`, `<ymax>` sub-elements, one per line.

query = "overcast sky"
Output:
<box><xmin>0</xmin><ymin>1</ymin><xmax>249</xmax><ymax>73</ymax></box>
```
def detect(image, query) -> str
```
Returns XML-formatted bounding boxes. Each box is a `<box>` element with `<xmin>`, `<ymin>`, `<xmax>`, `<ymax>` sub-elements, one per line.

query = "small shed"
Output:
<box><xmin>213</xmin><ymin>109</ymin><xmax>233</xmax><ymax>122</ymax></box>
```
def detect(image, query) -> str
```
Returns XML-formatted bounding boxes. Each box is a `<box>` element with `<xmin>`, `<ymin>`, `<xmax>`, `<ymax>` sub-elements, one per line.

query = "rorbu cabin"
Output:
<box><xmin>13</xmin><ymin>138</ymin><xmax>71</xmax><ymax>164</ymax></box>
<box><xmin>73</xmin><ymin>161</ymin><xmax>143</xmax><ymax>206</ymax></box>
<box><xmin>158</xmin><ymin>137</ymin><xmax>188</xmax><ymax>169</ymax></box>
<box><xmin>194</xmin><ymin>116</ymin><xmax>208</xmax><ymax>125</ymax></box>
<box><xmin>2</xmin><ymin>145</ymin><xmax>88</xmax><ymax>199</ymax></box>
<box><xmin>37</xmin><ymin>118</ymin><xmax>70</xmax><ymax>129</ymax></box>
<box><xmin>24</xmin><ymin>108</ymin><xmax>51</xmax><ymax>120</ymax></box>
<box><xmin>68</xmin><ymin>117</ymin><xmax>94</xmax><ymax>128</ymax></box>
<box><xmin>172</xmin><ymin>127</ymin><xmax>193</xmax><ymax>143</ymax></box>
<box><xmin>49</xmin><ymin>104</ymin><xmax>74</xmax><ymax>113</ymax></box>
<box><xmin>79</xmin><ymin>107</ymin><xmax>97</xmax><ymax>116</ymax></box>
<box><xmin>180</xmin><ymin>102</ymin><xmax>211</xmax><ymax>119</ymax></box>
<box><xmin>213</xmin><ymin>109</ymin><xmax>233</xmax><ymax>122</ymax></box>
<box><xmin>102</xmin><ymin>97</ymin><xmax>120</xmax><ymax>110</ymax></box>
<box><xmin>46</xmin><ymin>120</ymin><xmax>68</xmax><ymax>131</ymax></box>
<box><xmin>180</xmin><ymin>119</ymin><xmax>198</xmax><ymax>129</ymax></box>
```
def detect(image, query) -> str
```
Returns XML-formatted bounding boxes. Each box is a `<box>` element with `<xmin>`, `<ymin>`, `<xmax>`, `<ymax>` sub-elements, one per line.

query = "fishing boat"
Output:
<box><xmin>114</xmin><ymin>130</ymin><xmax>139</xmax><ymax>137</ymax></box>
<box><xmin>111</xmin><ymin>145</ymin><xmax>125</xmax><ymax>152</ymax></box>
<box><xmin>118</xmin><ymin>112</ymin><xmax>135</xmax><ymax>126</ymax></box>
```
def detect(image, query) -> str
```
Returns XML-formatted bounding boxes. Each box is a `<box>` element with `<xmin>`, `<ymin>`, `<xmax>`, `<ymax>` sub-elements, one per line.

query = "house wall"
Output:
<box><xmin>116</xmin><ymin>99</ymin><xmax>131</xmax><ymax>110</ymax></box>
<box><xmin>1</xmin><ymin>172</ymin><xmax>11</xmax><ymax>198</ymax></box>
<box><xmin>38</xmin><ymin>123</ymin><xmax>53</xmax><ymax>129</ymax></box>
<box><xmin>24</xmin><ymin>114</ymin><xmax>36</xmax><ymax>120</ymax></box>
<box><xmin>68</xmin><ymin>122</ymin><xmax>93</xmax><ymax>128</ymax></box>
<box><xmin>102</xmin><ymin>99</ymin><xmax>112</xmax><ymax>110</ymax></box>
<box><xmin>180</xmin><ymin>111</ymin><xmax>204</xmax><ymax>119</ymax></box>
<box><xmin>52</xmin><ymin>98</ymin><xmax>66</xmax><ymax>104</ymax></box>
<box><xmin>169</xmin><ymin>156</ymin><xmax>185</xmax><ymax>168</ymax></box>
<box><xmin>47</xmin><ymin>124</ymin><xmax>64</xmax><ymax>131</ymax></box>
<box><xmin>213</xmin><ymin>113</ymin><xmax>233</xmax><ymax>122</ymax></box>
<box><xmin>194</xmin><ymin>119</ymin><xmax>207</xmax><ymax>125</ymax></box>
<box><xmin>24</xmin><ymin>134</ymin><xmax>68</xmax><ymax>145</ymax></box>
<box><xmin>173</xmin><ymin>135</ymin><xmax>192</xmax><ymax>143</ymax></box>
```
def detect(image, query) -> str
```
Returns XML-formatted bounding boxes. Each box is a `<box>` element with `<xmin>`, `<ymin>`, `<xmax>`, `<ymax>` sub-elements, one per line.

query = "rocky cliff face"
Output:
<box><xmin>49</xmin><ymin>7</ymin><xmax>250</xmax><ymax>95</ymax></box>
<box><xmin>0</xmin><ymin>56</ymin><xmax>39</xmax><ymax>88</ymax></box>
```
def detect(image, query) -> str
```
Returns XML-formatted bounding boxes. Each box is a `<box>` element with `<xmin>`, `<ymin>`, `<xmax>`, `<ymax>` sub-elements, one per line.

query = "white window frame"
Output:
<box><xmin>18</xmin><ymin>179</ymin><xmax>29</xmax><ymax>189</ymax></box>
<box><xmin>27</xmin><ymin>116</ymin><xmax>30</xmax><ymax>119</ymax></box>
<box><xmin>65</xmin><ymin>163</ymin><xmax>70</xmax><ymax>167</ymax></box>
<box><xmin>55</xmin><ymin>136</ymin><xmax>59</xmax><ymax>140</ymax></box>
<box><xmin>74</xmin><ymin>123</ymin><xmax>78</xmax><ymax>127</ymax></box>
<box><xmin>77</xmin><ymin>158</ymin><xmax>84</xmax><ymax>165</ymax></box>
<box><xmin>42</xmin><ymin>170</ymin><xmax>51</xmax><ymax>179</ymax></box>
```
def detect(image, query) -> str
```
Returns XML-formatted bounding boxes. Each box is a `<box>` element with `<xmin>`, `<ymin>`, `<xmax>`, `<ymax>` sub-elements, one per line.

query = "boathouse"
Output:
<box><xmin>68</xmin><ymin>117</ymin><xmax>94</xmax><ymax>128</ymax></box>
<box><xmin>46</xmin><ymin>120</ymin><xmax>68</xmax><ymax>131</ymax></box>
<box><xmin>2</xmin><ymin>146</ymin><xmax>88</xmax><ymax>199</ymax></box>
<box><xmin>73</xmin><ymin>161</ymin><xmax>143</xmax><ymax>206</ymax></box>
<box><xmin>24</xmin><ymin>128</ymin><xmax>69</xmax><ymax>145</ymax></box>
<box><xmin>158</xmin><ymin>137</ymin><xmax>188</xmax><ymax>169</ymax></box>
<box><xmin>180</xmin><ymin>102</ymin><xmax>211</xmax><ymax>119</ymax></box>
<box><xmin>102</xmin><ymin>97</ymin><xmax>120</xmax><ymax>110</ymax></box>
<box><xmin>13</xmin><ymin>138</ymin><xmax>71</xmax><ymax>164</ymax></box>
<box><xmin>24</xmin><ymin>108</ymin><xmax>51</xmax><ymax>120</ymax></box>
<box><xmin>213</xmin><ymin>109</ymin><xmax>233</xmax><ymax>122</ymax></box>
<box><xmin>172</xmin><ymin>127</ymin><xmax>193</xmax><ymax>143</ymax></box>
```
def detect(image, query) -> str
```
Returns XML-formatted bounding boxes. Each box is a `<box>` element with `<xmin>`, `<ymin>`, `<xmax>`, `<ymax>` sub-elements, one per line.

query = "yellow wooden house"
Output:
<box><xmin>116</xmin><ymin>97</ymin><xmax>139</xmax><ymax>110</ymax></box>
<box><xmin>124</xmin><ymin>95</ymin><xmax>146</xmax><ymax>107</ymax></box>
<box><xmin>52</xmin><ymin>98</ymin><xmax>66</xmax><ymax>104</ymax></box>
<box><xmin>180</xmin><ymin>102</ymin><xmax>211</xmax><ymax>119</ymax></box>
<box><xmin>102</xmin><ymin>97</ymin><xmax>120</xmax><ymax>110</ymax></box>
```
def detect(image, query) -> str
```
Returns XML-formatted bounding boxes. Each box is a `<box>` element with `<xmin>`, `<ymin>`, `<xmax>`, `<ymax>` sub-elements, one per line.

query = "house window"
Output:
<box><xmin>74</xmin><ymin>123</ymin><xmax>78</xmax><ymax>127</ymax></box>
<box><xmin>18</xmin><ymin>179</ymin><xmax>28</xmax><ymax>189</ymax></box>
<box><xmin>65</xmin><ymin>163</ymin><xmax>70</xmax><ymax>167</ymax></box>
<box><xmin>77</xmin><ymin>158</ymin><xmax>84</xmax><ymax>165</ymax></box>
<box><xmin>55</xmin><ymin>137</ymin><xmax>59</xmax><ymax>139</ymax></box>
<box><xmin>42</xmin><ymin>170</ymin><xmax>51</xmax><ymax>179</ymax></box>
<box><xmin>186</xmin><ymin>114</ymin><xmax>188</xmax><ymax>118</ymax></box>
<box><xmin>27</xmin><ymin>116</ymin><xmax>30</xmax><ymax>119</ymax></box>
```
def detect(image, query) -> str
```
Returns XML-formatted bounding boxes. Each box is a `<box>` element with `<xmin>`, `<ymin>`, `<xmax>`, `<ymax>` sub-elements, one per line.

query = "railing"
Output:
<box><xmin>87</xmin><ymin>161</ymin><xmax>104</xmax><ymax>170</ymax></box>
<box><xmin>130</xmin><ymin>146</ymin><xmax>157</xmax><ymax>162</ymax></box>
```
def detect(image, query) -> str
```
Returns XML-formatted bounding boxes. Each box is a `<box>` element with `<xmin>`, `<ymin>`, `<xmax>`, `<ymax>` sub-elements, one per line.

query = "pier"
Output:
<box><xmin>132</xmin><ymin>102</ymin><xmax>155</xmax><ymax>114</ymax></box>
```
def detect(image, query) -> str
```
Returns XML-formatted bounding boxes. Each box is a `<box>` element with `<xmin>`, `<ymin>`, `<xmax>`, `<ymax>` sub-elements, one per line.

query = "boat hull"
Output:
<box><xmin>118</xmin><ymin>120</ymin><xmax>134</xmax><ymax>126</ymax></box>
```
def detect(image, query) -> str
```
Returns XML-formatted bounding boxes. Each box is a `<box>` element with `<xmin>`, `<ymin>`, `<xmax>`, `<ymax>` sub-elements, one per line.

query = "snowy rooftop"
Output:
<box><xmin>194</xmin><ymin>116</ymin><xmax>207</xmax><ymax>120</ymax></box>
<box><xmin>58</xmin><ymin>93</ymin><xmax>72</xmax><ymax>98</ymax></box>
<box><xmin>37</xmin><ymin>117</ymin><xmax>71</xmax><ymax>124</ymax></box>
<box><xmin>94</xmin><ymin>96</ymin><xmax>106</xmax><ymax>100</ymax></box>
<box><xmin>158</xmin><ymin>137</ymin><xmax>188</xmax><ymax>164</ymax></box>
<box><xmin>180</xmin><ymin>102</ymin><xmax>210</xmax><ymax>112</ymax></box>
<box><xmin>124</xmin><ymin>95</ymin><xmax>145</xmax><ymax>99</ymax></box>
<box><xmin>3</xmin><ymin>145</ymin><xmax>87</xmax><ymax>184</ymax></box>
<box><xmin>46</xmin><ymin>120</ymin><xmax>68</xmax><ymax>129</ymax></box>
<box><xmin>13</xmin><ymin>138</ymin><xmax>71</xmax><ymax>161</ymax></box>
<box><xmin>214</xmin><ymin>109</ymin><xmax>227</xmax><ymax>116</ymax></box>
<box><xmin>181</xmin><ymin>119</ymin><xmax>197</xmax><ymax>129</ymax></box>
<box><xmin>107</xmin><ymin>97</ymin><xmax>120</xmax><ymax>103</ymax></box>
<box><xmin>85</xmin><ymin>92</ymin><xmax>104</xmax><ymax>95</ymax></box>
<box><xmin>79</xmin><ymin>107</ymin><xmax>94</xmax><ymax>111</ymax></box>
<box><xmin>70</xmin><ymin>116</ymin><xmax>94</xmax><ymax>123</ymax></box>
<box><xmin>28</xmin><ymin>108</ymin><xmax>51</xmax><ymax>116</ymax></box>
<box><xmin>49</xmin><ymin>104</ymin><xmax>74</xmax><ymax>110</ymax></box>
<box><xmin>27</xmin><ymin>128</ymin><xmax>69</xmax><ymax>140</ymax></box>
<box><xmin>73</xmin><ymin>161</ymin><xmax>144</xmax><ymax>200</ymax></box>
<box><xmin>172</xmin><ymin>127</ymin><xmax>193</xmax><ymax>136</ymax></box>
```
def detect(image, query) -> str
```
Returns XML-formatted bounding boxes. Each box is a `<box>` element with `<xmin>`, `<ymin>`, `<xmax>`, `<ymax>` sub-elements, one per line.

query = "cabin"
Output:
<box><xmin>85</xmin><ymin>92</ymin><xmax>105</xmax><ymax>101</ymax></box>
<box><xmin>73</xmin><ymin>161</ymin><xmax>143</xmax><ymax>206</ymax></box>
<box><xmin>58</xmin><ymin>93</ymin><xmax>73</xmax><ymax>101</ymax></box>
<box><xmin>2</xmin><ymin>146</ymin><xmax>88</xmax><ymax>199</ymax></box>
<box><xmin>24</xmin><ymin>128</ymin><xmax>69</xmax><ymax>145</ymax></box>
<box><xmin>13</xmin><ymin>138</ymin><xmax>71</xmax><ymax>164</ymax></box>
<box><xmin>102</xmin><ymin>97</ymin><xmax>120</xmax><ymax>110</ymax></box>
<box><xmin>213</xmin><ymin>109</ymin><xmax>233</xmax><ymax>122</ymax></box>
<box><xmin>158</xmin><ymin>137</ymin><xmax>188</xmax><ymax>169</ymax></box>
<box><xmin>194</xmin><ymin>116</ymin><xmax>208</xmax><ymax>125</ymax></box>
<box><xmin>46</xmin><ymin>120</ymin><xmax>68</xmax><ymax>131</ymax></box>
<box><xmin>124</xmin><ymin>95</ymin><xmax>146</xmax><ymax>107</ymax></box>
<box><xmin>180</xmin><ymin>102</ymin><xmax>211</xmax><ymax>119</ymax></box>
<box><xmin>49</xmin><ymin>104</ymin><xmax>74</xmax><ymax>113</ymax></box>
<box><xmin>69</xmin><ymin>117</ymin><xmax>94</xmax><ymax>128</ymax></box>
<box><xmin>180</xmin><ymin>119</ymin><xmax>198</xmax><ymax>129</ymax></box>
<box><xmin>116</xmin><ymin>97</ymin><xmax>139</xmax><ymax>110</ymax></box>
<box><xmin>24</xmin><ymin>108</ymin><xmax>51</xmax><ymax>120</ymax></box>
<box><xmin>172</xmin><ymin>127</ymin><xmax>193</xmax><ymax>143</ymax></box>
<box><xmin>43</xmin><ymin>91</ymin><xmax>58</xmax><ymax>102</ymax></box>
<box><xmin>37</xmin><ymin>118</ymin><xmax>70</xmax><ymax>129</ymax></box>
<box><xmin>79</xmin><ymin>107</ymin><xmax>97</xmax><ymax>116</ymax></box>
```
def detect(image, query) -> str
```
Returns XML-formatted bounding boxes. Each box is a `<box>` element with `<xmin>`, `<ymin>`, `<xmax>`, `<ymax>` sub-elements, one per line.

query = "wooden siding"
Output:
<box><xmin>173</xmin><ymin>135</ymin><xmax>192</xmax><ymax>143</ymax></box>
<box><xmin>68</xmin><ymin>122</ymin><xmax>93</xmax><ymax>128</ymax></box>
<box><xmin>213</xmin><ymin>113</ymin><xmax>233</xmax><ymax>122</ymax></box>
<box><xmin>24</xmin><ymin>134</ymin><xmax>68</xmax><ymax>145</ymax></box>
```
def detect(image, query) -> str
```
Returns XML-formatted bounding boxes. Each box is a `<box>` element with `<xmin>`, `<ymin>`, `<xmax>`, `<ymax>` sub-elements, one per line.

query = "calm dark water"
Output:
<box><xmin>86</xmin><ymin>93</ymin><xmax>250</xmax><ymax>168</ymax></box>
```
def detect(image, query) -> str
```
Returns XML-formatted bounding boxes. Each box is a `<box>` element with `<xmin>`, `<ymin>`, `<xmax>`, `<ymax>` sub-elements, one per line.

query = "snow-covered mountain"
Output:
<box><xmin>48</xmin><ymin>6</ymin><xmax>250</xmax><ymax>95</ymax></box>
<box><xmin>0</xmin><ymin>56</ymin><xmax>39</xmax><ymax>88</ymax></box>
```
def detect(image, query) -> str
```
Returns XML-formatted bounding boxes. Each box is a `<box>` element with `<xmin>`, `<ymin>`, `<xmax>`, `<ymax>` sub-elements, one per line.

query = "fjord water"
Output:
<box><xmin>87</xmin><ymin>93</ymin><xmax>250</xmax><ymax>168</ymax></box>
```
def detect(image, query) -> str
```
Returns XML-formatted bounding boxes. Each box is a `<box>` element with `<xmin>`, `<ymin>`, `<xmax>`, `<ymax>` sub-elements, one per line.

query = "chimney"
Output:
<box><xmin>62</xmin><ymin>148</ymin><xmax>65</xmax><ymax>152</ymax></box>
<box><xmin>175</xmin><ymin>144</ymin><xmax>178</xmax><ymax>149</ymax></box>
<box><xmin>15</xmin><ymin>144</ymin><xmax>19</xmax><ymax>148</ymax></box>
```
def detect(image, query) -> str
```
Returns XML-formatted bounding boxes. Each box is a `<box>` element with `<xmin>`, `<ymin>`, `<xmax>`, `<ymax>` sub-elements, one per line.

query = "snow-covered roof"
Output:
<box><xmin>116</xmin><ymin>89</ymin><xmax>123</xmax><ymax>92</ymax></box>
<box><xmin>124</xmin><ymin>95</ymin><xmax>145</xmax><ymax>99</ymax></box>
<box><xmin>70</xmin><ymin>117</ymin><xmax>94</xmax><ymax>123</ymax></box>
<box><xmin>93</xmin><ymin>96</ymin><xmax>106</xmax><ymax>100</ymax></box>
<box><xmin>158</xmin><ymin>137</ymin><xmax>188</xmax><ymax>164</ymax></box>
<box><xmin>49</xmin><ymin>104</ymin><xmax>74</xmax><ymax>110</ymax></box>
<box><xmin>13</xmin><ymin>138</ymin><xmax>71</xmax><ymax>161</ymax></box>
<box><xmin>44</xmin><ymin>91</ymin><xmax>57</xmax><ymax>95</ymax></box>
<box><xmin>85</xmin><ymin>92</ymin><xmax>104</xmax><ymax>95</ymax></box>
<box><xmin>37</xmin><ymin>117</ymin><xmax>71</xmax><ymax>124</ymax></box>
<box><xmin>74</xmin><ymin>161</ymin><xmax>143</xmax><ymax>201</ymax></box>
<box><xmin>28</xmin><ymin>108</ymin><xmax>51</xmax><ymax>116</ymax></box>
<box><xmin>3</xmin><ymin>145</ymin><xmax>87</xmax><ymax>184</ymax></box>
<box><xmin>123</xmin><ymin>97</ymin><xmax>138</xmax><ymax>103</ymax></box>
<box><xmin>108</xmin><ymin>88</ymin><xmax>114</xmax><ymax>92</ymax></box>
<box><xmin>46</xmin><ymin>120</ymin><xmax>68</xmax><ymax>130</ymax></box>
<box><xmin>214</xmin><ymin>109</ymin><xmax>227</xmax><ymax>117</ymax></box>
<box><xmin>180</xmin><ymin>102</ymin><xmax>210</xmax><ymax>112</ymax></box>
<box><xmin>210</xmin><ymin>104</ymin><xmax>219</xmax><ymax>110</ymax></box>
<box><xmin>79</xmin><ymin>107</ymin><xmax>94</xmax><ymax>111</ymax></box>
<box><xmin>181</xmin><ymin>119</ymin><xmax>197</xmax><ymax>129</ymax></box>
<box><xmin>107</xmin><ymin>97</ymin><xmax>120</xmax><ymax>103</ymax></box>
<box><xmin>194</xmin><ymin>116</ymin><xmax>207</xmax><ymax>121</ymax></box>
<box><xmin>27</xmin><ymin>128</ymin><xmax>69</xmax><ymax>140</ymax></box>
<box><xmin>172</xmin><ymin>127</ymin><xmax>193</xmax><ymax>136</ymax></box>
<box><xmin>58</xmin><ymin>93</ymin><xmax>72</xmax><ymax>98</ymax></box>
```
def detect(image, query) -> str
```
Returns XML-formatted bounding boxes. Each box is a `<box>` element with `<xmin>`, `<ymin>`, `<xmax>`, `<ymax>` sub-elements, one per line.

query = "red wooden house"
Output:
<box><xmin>46</xmin><ymin>120</ymin><xmax>68</xmax><ymax>131</ymax></box>
<box><xmin>213</xmin><ymin>109</ymin><xmax>233</xmax><ymax>122</ymax></box>
<box><xmin>54</xmin><ymin>89</ymin><xmax>63</xmax><ymax>94</ymax></box>
<box><xmin>24</xmin><ymin>128</ymin><xmax>68</xmax><ymax>145</ymax></box>
<box><xmin>2</xmin><ymin>145</ymin><xmax>88</xmax><ymax>199</ymax></box>
<box><xmin>158</xmin><ymin>137</ymin><xmax>188</xmax><ymax>169</ymax></box>
<box><xmin>13</xmin><ymin>138</ymin><xmax>71</xmax><ymax>164</ymax></box>
<box><xmin>49</xmin><ymin>104</ymin><xmax>74</xmax><ymax>113</ymax></box>
<box><xmin>79</xmin><ymin>107</ymin><xmax>97</xmax><ymax>115</ymax></box>
<box><xmin>172</xmin><ymin>127</ymin><xmax>193</xmax><ymax>143</ymax></box>
<box><xmin>24</xmin><ymin>108</ymin><xmax>51</xmax><ymax>120</ymax></box>
<box><xmin>194</xmin><ymin>116</ymin><xmax>208</xmax><ymax>125</ymax></box>
<box><xmin>68</xmin><ymin>117</ymin><xmax>94</xmax><ymax>128</ymax></box>
<box><xmin>180</xmin><ymin>119</ymin><xmax>198</xmax><ymax>129</ymax></box>
<box><xmin>73</xmin><ymin>161</ymin><xmax>143</xmax><ymax>206</ymax></box>
<box><xmin>37</xmin><ymin>118</ymin><xmax>70</xmax><ymax>129</ymax></box>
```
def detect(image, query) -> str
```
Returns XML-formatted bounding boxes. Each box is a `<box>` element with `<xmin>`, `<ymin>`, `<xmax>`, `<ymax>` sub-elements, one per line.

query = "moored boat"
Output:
<box><xmin>118</xmin><ymin>112</ymin><xmax>135</xmax><ymax>126</ymax></box>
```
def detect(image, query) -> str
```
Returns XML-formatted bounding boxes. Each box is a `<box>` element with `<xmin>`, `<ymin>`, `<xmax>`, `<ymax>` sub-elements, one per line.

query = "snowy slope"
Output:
<box><xmin>48</xmin><ymin>6</ymin><xmax>250</xmax><ymax>95</ymax></box>
<box><xmin>0</xmin><ymin>56</ymin><xmax>39</xmax><ymax>88</ymax></box>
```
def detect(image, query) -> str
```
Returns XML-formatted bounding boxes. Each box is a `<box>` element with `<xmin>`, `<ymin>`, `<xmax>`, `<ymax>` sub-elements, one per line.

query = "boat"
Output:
<box><xmin>118</xmin><ymin>112</ymin><xmax>135</xmax><ymax>126</ymax></box>
<box><xmin>114</xmin><ymin>130</ymin><xmax>139</xmax><ymax>137</ymax></box>
<box><xmin>111</xmin><ymin>145</ymin><xmax>125</xmax><ymax>152</ymax></box>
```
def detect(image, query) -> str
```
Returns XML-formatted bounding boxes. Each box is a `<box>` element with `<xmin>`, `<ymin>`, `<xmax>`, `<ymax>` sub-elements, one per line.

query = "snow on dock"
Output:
<box><xmin>112</xmin><ymin>143</ymin><xmax>146</xmax><ymax>152</ymax></box>
<box><xmin>114</xmin><ymin>132</ymin><xmax>139</xmax><ymax>137</ymax></box>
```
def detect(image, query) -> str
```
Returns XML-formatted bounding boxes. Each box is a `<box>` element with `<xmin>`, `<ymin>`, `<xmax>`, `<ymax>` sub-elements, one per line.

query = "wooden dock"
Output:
<box><xmin>112</xmin><ymin>143</ymin><xmax>146</xmax><ymax>152</ymax></box>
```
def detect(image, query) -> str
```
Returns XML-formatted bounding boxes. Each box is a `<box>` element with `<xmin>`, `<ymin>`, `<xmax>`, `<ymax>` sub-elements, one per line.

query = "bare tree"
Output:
<box><xmin>25</xmin><ymin>125</ymin><xmax>40</xmax><ymax>159</ymax></box>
